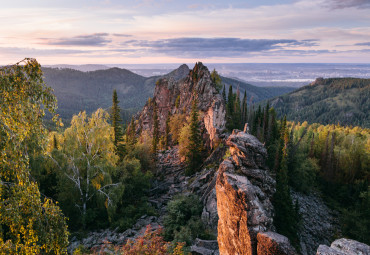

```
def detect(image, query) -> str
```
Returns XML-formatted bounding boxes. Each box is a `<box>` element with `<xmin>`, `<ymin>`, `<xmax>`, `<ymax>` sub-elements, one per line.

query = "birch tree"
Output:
<box><xmin>0</xmin><ymin>58</ymin><xmax>68</xmax><ymax>254</ymax></box>
<box><xmin>51</xmin><ymin>109</ymin><xmax>123</xmax><ymax>228</ymax></box>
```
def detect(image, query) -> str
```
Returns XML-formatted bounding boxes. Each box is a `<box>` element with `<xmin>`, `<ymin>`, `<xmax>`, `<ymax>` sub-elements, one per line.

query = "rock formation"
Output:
<box><xmin>216</xmin><ymin>130</ymin><xmax>297</xmax><ymax>255</ymax></box>
<box><xmin>257</xmin><ymin>232</ymin><xmax>298</xmax><ymax>255</ymax></box>
<box><xmin>291</xmin><ymin>190</ymin><xmax>340</xmax><ymax>255</ymax></box>
<box><xmin>136</xmin><ymin>62</ymin><xmax>226</xmax><ymax>148</ymax></box>
<box><xmin>316</xmin><ymin>238</ymin><xmax>370</xmax><ymax>255</ymax></box>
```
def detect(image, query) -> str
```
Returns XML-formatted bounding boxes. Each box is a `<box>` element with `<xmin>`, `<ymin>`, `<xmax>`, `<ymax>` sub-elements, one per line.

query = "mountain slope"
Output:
<box><xmin>42</xmin><ymin>64</ymin><xmax>296</xmax><ymax>123</ymax></box>
<box><xmin>270</xmin><ymin>78</ymin><xmax>370</xmax><ymax>127</ymax></box>
<box><xmin>221</xmin><ymin>76</ymin><xmax>295</xmax><ymax>102</ymax></box>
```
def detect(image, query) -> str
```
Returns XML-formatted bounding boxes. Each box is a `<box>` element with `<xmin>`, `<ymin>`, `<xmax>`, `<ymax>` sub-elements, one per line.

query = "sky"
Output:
<box><xmin>0</xmin><ymin>0</ymin><xmax>369</xmax><ymax>65</ymax></box>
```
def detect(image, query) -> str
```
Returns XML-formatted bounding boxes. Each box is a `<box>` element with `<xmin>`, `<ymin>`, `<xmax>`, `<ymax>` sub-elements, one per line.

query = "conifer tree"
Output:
<box><xmin>233</xmin><ymin>88</ymin><xmax>241</xmax><ymax>129</ymax></box>
<box><xmin>112</xmin><ymin>89</ymin><xmax>124</xmax><ymax>159</ymax></box>
<box><xmin>152</xmin><ymin>102</ymin><xmax>159</xmax><ymax>153</ymax></box>
<box><xmin>273</xmin><ymin>116</ymin><xmax>300</xmax><ymax>250</ymax></box>
<box><xmin>226</xmin><ymin>85</ymin><xmax>234</xmax><ymax>131</ymax></box>
<box><xmin>222</xmin><ymin>84</ymin><xmax>227</xmax><ymax>103</ymax></box>
<box><xmin>241</xmin><ymin>90</ymin><xmax>247</xmax><ymax>126</ymax></box>
<box><xmin>185</xmin><ymin>99</ymin><xmax>203</xmax><ymax>176</ymax></box>
<box><xmin>263</xmin><ymin>102</ymin><xmax>270</xmax><ymax>142</ymax></box>
<box><xmin>211</xmin><ymin>69</ymin><xmax>223</xmax><ymax>92</ymax></box>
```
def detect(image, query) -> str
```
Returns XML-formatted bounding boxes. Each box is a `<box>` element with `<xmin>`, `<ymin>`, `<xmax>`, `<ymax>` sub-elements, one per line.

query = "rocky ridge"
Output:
<box><xmin>136</xmin><ymin>62</ymin><xmax>226</xmax><ymax>148</ymax></box>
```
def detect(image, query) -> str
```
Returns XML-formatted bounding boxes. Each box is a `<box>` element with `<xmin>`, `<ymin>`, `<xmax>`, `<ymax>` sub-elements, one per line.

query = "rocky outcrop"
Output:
<box><xmin>257</xmin><ymin>232</ymin><xmax>298</xmax><ymax>255</ymax></box>
<box><xmin>68</xmin><ymin>215</ymin><xmax>159</xmax><ymax>253</ymax></box>
<box><xmin>316</xmin><ymin>238</ymin><xmax>370</xmax><ymax>255</ymax></box>
<box><xmin>291</xmin><ymin>190</ymin><xmax>340</xmax><ymax>255</ymax></box>
<box><xmin>136</xmin><ymin>62</ymin><xmax>226</xmax><ymax>148</ymax></box>
<box><xmin>191</xmin><ymin>238</ymin><xmax>219</xmax><ymax>255</ymax></box>
<box><xmin>216</xmin><ymin>130</ymin><xmax>295</xmax><ymax>255</ymax></box>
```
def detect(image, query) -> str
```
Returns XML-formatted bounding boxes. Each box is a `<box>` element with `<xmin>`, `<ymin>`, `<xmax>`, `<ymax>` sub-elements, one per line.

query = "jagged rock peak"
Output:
<box><xmin>216</xmin><ymin>130</ymin><xmax>297</xmax><ymax>255</ymax></box>
<box><xmin>136</xmin><ymin>62</ymin><xmax>226</xmax><ymax>148</ymax></box>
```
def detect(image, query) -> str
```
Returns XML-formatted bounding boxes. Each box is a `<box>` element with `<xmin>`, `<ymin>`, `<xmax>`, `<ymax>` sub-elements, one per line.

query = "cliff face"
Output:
<box><xmin>136</xmin><ymin>62</ymin><xmax>226</xmax><ymax>147</ymax></box>
<box><xmin>216</xmin><ymin>130</ymin><xmax>297</xmax><ymax>255</ymax></box>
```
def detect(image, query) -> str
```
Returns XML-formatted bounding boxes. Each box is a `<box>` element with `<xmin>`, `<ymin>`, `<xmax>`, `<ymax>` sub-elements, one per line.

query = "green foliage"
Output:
<box><xmin>266</xmin><ymin>118</ymin><xmax>369</xmax><ymax>244</ymax></box>
<box><xmin>163</xmin><ymin>195</ymin><xmax>210</xmax><ymax>246</ymax></box>
<box><xmin>127</xmin><ymin>134</ymin><xmax>156</xmax><ymax>172</ymax></box>
<box><xmin>51</xmin><ymin>109</ymin><xmax>123</xmax><ymax>230</ymax></box>
<box><xmin>225</xmin><ymin>86</ymin><xmax>246</xmax><ymax>131</ymax></box>
<box><xmin>0</xmin><ymin>58</ymin><xmax>69</xmax><ymax>254</ymax></box>
<box><xmin>42</xmin><ymin>67</ymin><xmax>155</xmax><ymax>125</ymax></box>
<box><xmin>210</xmin><ymin>69</ymin><xmax>223</xmax><ymax>92</ymax></box>
<box><xmin>221</xmin><ymin>76</ymin><xmax>295</xmax><ymax>103</ymax></box>
<box><xmin>185</xmin><ymin>99</ymin><xmax>204</xmax><ymax>176</ymax></box>
<box><xmin>169</xmin><ymin>114</ymin><xmax>187</xmax><ymax>144</ymax></box>
<box><xmin>112</xmin><ymin>157</ymin><xmax>154</xmax><ymax>230</ymax></box>
<box><xmin>272</xmin><ymin>117</ymin><xmax>300</xmax><ymax>250</ymax></box>
<box><xmin>175</xmin><ymin>95</ymin><xmax>180</xmax><ymax>109</ymax></box>
<box><xmin>178</xmin><ymin>124</ymin><xmax>191</xmax><ymax>159</ymax></box>
<box><xmin>112</xmin><ymin>89</ymin><xmax>125</xmax><ymax>161</ymax></box>
<box><xmin>272</xmin><ymin>78</ymin><xmax>370</xmax><ymax>128</ymax></box>
<box><xmin>222</xmin><ymin>84</ymin><xmax>226</xmax><ymax>102</ymax></box>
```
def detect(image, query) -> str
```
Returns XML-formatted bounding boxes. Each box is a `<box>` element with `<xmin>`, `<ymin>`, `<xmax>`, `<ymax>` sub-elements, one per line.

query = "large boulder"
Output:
<box><xmin>317</xmin><ymin>238</ymin><xmax>370</xmax><ymax>255</ymax></box>
<box><xmin>257</xmin><ymin>232</ymin><xmax>298</xmax><ymax>255</ymax></box>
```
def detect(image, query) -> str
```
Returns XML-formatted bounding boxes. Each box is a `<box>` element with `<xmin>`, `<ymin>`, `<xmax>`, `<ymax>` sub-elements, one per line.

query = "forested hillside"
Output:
<box><xmin>42</xmin><ymin>66</ymin><xmax>295</xmax><ymax>124</ymax></box>
<box><xmin>221</xmin><ymin>76</ymin><xmax>294</xmax><ymax>102</ymax></box>
<box><xmin>42</xmin><ymin>67</ymin><xmax>159</xmax><ymax>123</ymax></box>
<box><xmin>271</xmin><ymin>78</ymin><xmax>370</xmax><ymax>128</ymax></box>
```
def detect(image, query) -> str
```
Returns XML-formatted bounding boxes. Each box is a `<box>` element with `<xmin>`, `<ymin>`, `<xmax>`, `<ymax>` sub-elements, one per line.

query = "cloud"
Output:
<box><xmin>0</xmin><ymin>47</ymin><xmax>87</xmax><ymax>56</ymax></box>
<box><xmin>121</xmin><ymin>37</ymin><xmax>319</xmax><ymax>58</ymax></box>
<box><xmin>355</xmin><ymin>42</ymin><xmax>370</xmax><ymax>46</ymax></box>
<box><xmin>47</xmin><ymin>33</ymin><xmax>111</xmax><ymax>46</ymax></box>
<box><xmin>326</xmin><ymin>0</ymin><xmax>370</xmax><ymax>9</ymax></box>
<box><xmin>112</xmin><ymin>33</ymin><xmax>132</xmax><ymax>37</ymax></box>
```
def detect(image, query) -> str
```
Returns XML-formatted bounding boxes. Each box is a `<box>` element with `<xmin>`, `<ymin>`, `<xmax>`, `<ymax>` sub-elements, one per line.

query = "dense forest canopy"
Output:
<box><xmin>271</xmin><ymin>78</ymin><xmax>370</xmax><ymax>128</ymax></box>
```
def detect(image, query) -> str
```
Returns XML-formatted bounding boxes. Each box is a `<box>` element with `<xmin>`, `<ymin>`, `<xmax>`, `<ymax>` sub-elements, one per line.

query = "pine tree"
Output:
<box><xmin>226</xmin><ymin>85</ymin><xmax>234</xmax><ymax>131</ymax></box>
<box><xmin>241</xmin><ymin>90</ymin><xmax>247</xmax><ymax>126</ymax></box>
<box><xmin>112</xmin><ymin>89</ymin><xmax>124</xmax><ymax>159</ymax></box>
<box><xmin>233</xmin><ymin>88</ymin><xmax>241</xmax><ymax>129</ymax></box>
<box><xmin>263</xmin><ymin>102</ymin><xmax>270</xmax><ymax>142</ymax></box>
<box><xmin>211</xmin><ymin>69</ymin><xmax>223</xmax><ymax>92</ymax></box>
<box><xmin>185</xmin><ymin>99</ymin><xmax>203</xmax><ymax>176</ymax></box>
<box><xmin>222</xmin><ymin>84</ymin><xmax>227</xmax><ymax>103</ymax></box>
<box><xmin>152</xmin><ymin>102</ymin><xmax>159</xmax><ymax>154</ymax></box>
<box><xmin>273</xmin><ymin>116</ymin><xmax>300</xmax><ymax>250</ymax></box>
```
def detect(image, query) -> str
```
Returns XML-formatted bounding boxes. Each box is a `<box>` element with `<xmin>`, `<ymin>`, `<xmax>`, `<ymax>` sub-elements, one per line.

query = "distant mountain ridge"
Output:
<box><xmin>42</xmin><ymin>64</ymin><xmax>295</xmax><ymax>123</ymax></box>
<box><xmin>270</xmin><ymin>77</ymin><xmax>370</xmax><ymax>127</ymax></box>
